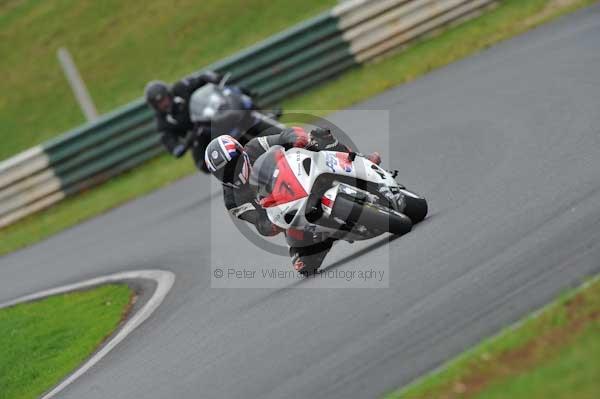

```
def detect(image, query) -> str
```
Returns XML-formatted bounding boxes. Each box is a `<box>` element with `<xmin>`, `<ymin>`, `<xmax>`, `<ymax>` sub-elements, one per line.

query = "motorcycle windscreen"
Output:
<box><xmin>250</xmin><ymin>146</ymin><xmax>308</xmax><ymax>208</ymax></box>
<box><xmin>189</xmin><ymin>83</ymin><xmax>227</xmax><ymax>123</ymax></box>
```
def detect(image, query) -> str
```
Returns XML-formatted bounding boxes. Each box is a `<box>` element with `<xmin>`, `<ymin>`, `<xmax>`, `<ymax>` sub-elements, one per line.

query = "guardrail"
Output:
<box><xmin>0</xmin><ymin>0</ymin><xmax>497</xmax><ymax>228</ymax></box>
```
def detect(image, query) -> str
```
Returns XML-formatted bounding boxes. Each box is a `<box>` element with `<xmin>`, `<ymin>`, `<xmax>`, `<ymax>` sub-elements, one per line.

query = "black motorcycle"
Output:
<box><xmin>184</xmin><ymin>75</ymin><xmax>283</xmax><ymax>172</ymax></box>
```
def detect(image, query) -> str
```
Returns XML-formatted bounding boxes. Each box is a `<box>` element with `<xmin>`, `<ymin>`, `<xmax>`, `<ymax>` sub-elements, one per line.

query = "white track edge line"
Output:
<box><xmin>0</xmin><ymin>270</ymin><xmax>175</xmax><ymax>399</ymax></box>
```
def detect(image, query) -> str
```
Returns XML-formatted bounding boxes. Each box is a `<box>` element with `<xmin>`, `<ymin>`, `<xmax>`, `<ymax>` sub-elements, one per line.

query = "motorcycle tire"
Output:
<box><xmin>399</xmin><ymin>189</ymin><xmax>428</xmax><ymax>224</ymax></box>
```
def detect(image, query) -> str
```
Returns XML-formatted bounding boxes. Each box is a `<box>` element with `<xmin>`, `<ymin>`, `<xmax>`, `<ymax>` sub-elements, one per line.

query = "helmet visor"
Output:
<box><xmin>154</xmin><ymin>95</ymin><xmax>172</xmax><ymax>113</ymax></box>
<box><xmin>214</xmin><ymin>152</ymin><xmax>250</xmax><ymax>188</ymax></box>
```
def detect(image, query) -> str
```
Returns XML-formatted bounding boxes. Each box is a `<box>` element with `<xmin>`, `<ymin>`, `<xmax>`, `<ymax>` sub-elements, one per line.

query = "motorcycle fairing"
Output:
<box><xmin>259</xmin><ymin>150</ymin><xmax>308</xmax><ymax>208</ymax></box>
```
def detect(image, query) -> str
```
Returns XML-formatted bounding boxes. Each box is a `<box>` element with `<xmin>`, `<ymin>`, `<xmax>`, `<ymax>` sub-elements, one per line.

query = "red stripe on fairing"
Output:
<box><xmin>259</xmin><ymin>151</ymin><xmax>308</xmax><ymax>208</ymax></box>
<box><xmin>321</xmin><ymin>196</ymin><xmax>333</xmax><ymax>208</ymax></box>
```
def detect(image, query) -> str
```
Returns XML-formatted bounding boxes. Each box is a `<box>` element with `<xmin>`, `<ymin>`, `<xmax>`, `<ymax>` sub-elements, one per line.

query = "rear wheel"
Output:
<box><xmin>331</xmin><ymin>195</ymin><xmax>412</xmax><ymax>236</ymax></box>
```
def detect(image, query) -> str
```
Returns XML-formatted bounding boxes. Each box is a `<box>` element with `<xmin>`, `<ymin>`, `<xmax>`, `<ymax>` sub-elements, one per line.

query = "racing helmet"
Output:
<box><xmin>204</xmin><ymin>135</ymin><xmax>251</xmax><ymax>188</ymax></box>
<box><xmin>144</xmin><ymin>80</ymin><xmax>171</xmax><ymax>113</ymax></box>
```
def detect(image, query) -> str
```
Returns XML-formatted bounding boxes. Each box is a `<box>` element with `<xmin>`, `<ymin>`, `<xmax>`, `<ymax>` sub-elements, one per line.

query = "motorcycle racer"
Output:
<box><xmin>205</xmin><ymin>127</ymin><xmax>381</xmax><ymax>274</ymax></box>
<box><xmin>145</xmin><ymin>71</ymin><xmax>279</xmax><ymax>172</ymax></box>
<box><xmin>145</xmin><ymin>71</ymin><xmax>222</xmax><ymax>169</ymax></box>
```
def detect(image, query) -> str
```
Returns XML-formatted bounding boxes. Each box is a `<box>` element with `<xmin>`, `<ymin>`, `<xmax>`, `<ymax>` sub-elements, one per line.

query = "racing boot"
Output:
<box><xmin>292</xmin><ymin>256</ymin><xmax>318</xmax><ymax>276</ymax></box>
<box><xmin>290</xmin><ymin>239</ymin><xmax>335</xmax><ymax>276</ymax></box>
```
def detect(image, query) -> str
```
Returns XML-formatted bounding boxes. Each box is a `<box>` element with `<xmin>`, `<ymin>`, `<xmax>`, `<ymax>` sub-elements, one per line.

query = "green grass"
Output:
<box><xmin>476</xmin><ymin>328</ymin><xmax>600</xmax><ymax>399</ymax></box>
<box><xmin>0</xmin><ymin>0</ymin><xmax>596</xmax><ymax>257</ymax></box>
<box><xmin>385</xmin><ymin>276</ymin><xmax>600</xmax><ymax>399</ymax></box>
<box><xmin>0</xmin><ymin>0</ymin><xmax>336</xmax><ymax>161</ymax></box>
<box><xmin>0</xmin><ymin>284</ymin><xmax>133</xmax><ymax>399</ymax></box>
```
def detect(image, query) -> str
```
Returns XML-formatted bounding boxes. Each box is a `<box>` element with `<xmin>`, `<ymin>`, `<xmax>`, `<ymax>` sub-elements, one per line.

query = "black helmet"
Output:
<box><xmin>144</xmin><ymin>80</ymin><xmax>171</xmax><ymax>113</ymax></box>
<box><xmin>204</xmin><ymin>135</ymin><xmax>251</xmax><ymax>188</ymax></box>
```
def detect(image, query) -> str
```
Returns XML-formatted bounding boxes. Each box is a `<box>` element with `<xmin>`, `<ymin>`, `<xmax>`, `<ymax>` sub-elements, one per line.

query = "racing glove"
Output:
<box><xmin>172</xmin><ymin>144</ymin><xmax>187</xmax><ymax>158</ymax></box>
<box><xmin>279</xmin><ymin>127</ymin><xmax>309</xmax><ymax>149</ymax></box>
<box><xmin>309</xmin><ymin>127</ymin><xmax>339</xmax><ymax>150</ymax></box>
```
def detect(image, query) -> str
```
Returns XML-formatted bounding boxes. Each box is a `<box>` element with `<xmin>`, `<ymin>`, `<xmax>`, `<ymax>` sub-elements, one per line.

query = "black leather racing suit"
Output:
<box><xmin>223</xmin><ymin>127</ymin><xmax>351</xmax><ymax>272</ymax></box>
<box><xmin>153</xmin><ymin>71</ymin><xmax>222</xmax><ymax>170</ymax></box>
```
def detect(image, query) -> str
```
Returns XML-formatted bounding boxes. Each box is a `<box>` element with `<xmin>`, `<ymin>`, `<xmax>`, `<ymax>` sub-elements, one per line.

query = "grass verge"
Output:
<box><xmin>0</xmin><ymin>0</ymin><xmax>336</xmax><ymax>160</ymax></box>
<box><xmin>0</xmin><ymin>0</ymin><xmax>596</xmax><ymax>257</ymax></box>
<box><xmin>0</xmin><ymin>284</ymin><xmax>133</xmax><ymax>399</ymax></box>
<box><xmin>385</xmin><ymin>275</ymin><xmax>600</xmax><ymax>399</ymax></box>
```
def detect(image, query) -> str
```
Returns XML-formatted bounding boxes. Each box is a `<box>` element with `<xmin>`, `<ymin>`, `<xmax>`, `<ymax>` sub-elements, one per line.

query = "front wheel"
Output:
<box><xmin>331</xmin><ymin>195</ymin><xmax>412</xmax><ymax>236</ymax></box>
<box><xmin>399</xmin><ymin>190</ymin><xmax>428</xmax><ymax>224</ymax></box>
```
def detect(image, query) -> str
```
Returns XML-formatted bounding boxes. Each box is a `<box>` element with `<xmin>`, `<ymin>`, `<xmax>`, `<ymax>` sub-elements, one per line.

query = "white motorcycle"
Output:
<box><xmin>250</xmin><ymin>145</ymin><xmax>427</xmax><ymax>273</ymax></box>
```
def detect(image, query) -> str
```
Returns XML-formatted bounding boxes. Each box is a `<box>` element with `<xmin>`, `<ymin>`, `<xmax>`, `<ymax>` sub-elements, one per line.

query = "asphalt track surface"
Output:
<box><xmin>1</xmin><ymin>6</ymin><xmax>600</xmax><ymax>399</ymax></box>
